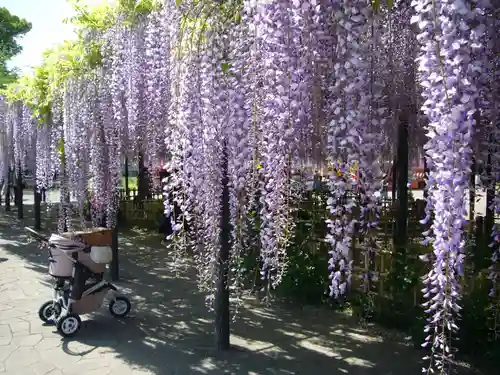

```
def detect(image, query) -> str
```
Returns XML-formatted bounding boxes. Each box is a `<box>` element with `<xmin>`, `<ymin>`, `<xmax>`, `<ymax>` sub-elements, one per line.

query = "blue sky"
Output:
<box><xmin>1</xmin><ymin>0</ymin><xmax>105</xmax><ymax>73</ymax></box>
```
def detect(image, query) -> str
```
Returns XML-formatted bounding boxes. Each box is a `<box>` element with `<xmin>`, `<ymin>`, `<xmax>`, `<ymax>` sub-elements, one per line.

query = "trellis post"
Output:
<box><xmin>215</xmin><ymin>139</ymin><xmax>230</xmax><ymax>350</ymax></box>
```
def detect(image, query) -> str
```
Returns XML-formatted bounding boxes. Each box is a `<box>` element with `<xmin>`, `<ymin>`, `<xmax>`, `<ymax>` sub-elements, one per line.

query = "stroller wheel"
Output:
<box><xmin>109</xmin><ymin>296</ymin><xmax>131</xmax><ymax>318</ymax></box>
<box><xmin>38</xmin><ymin>301</ymin><xmax>61</xmax><ymax>323</ymax></box>
<box><xmin>56</xmin><ymin>314</ymin><xmax>81</xmax><ymax>337</ymax></box>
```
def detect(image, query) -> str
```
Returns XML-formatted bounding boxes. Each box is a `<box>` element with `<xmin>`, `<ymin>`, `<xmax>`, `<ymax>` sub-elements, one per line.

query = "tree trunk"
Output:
<box><xmin>32</xmin><ymin>158</ymin><xmax>42</xmax><ymax>229</ymax></box>
<box><xmin>396</xmin><ymin>112</ymin><xmax>409</xmax><ymax>230</ymax></box>
<box><xmin>124</xmin><ymin>156</ymin><xmax>130</xmax><ymax>200</ymax></box>
<box><xmin>391</xmin><ymin>156</ymin><xmax>397</xmax><ymax>203</ymax></box>
<box><xmin>393</xmin><ymin>112</ymin><xmax>409</xmax><ymax>295</ymax></box>
<box><xmin>5</xmin><ymin>168</ymin><xmax>11</xmax><ymax>212</ymax></box>
<box><xmin>484</xmin><ymin>146</ymin><xmax>495</xmax><ymax>270</ymax></box>
<box><xmin>469</xmin><ymin>158</ymin><xmax>476</xmax><ymax>244</ymax></box>
<box><xmin>34</xmin><ymin>185</ymin><xmax>41</xmax><ymax>230</ymax></box>
<box><xmin>137</xmin><ymin>153</ymin><xmax>150</xmax><ymax>202</ymax></box>
<box><xmin>423</xmin><ymin>157</ymin><xmax>429</xmax><ymax>201</ymax></box>
<box><xmin>485</xmin><ymin>150</ymin><xmax>495</xmax><ymax>239</ymax></box>
<box><xmin>110</xmin><ymin>224</ymin><xmax>119</xmax><ymax>281</ymax></box>
<box><xmin>215</xmin><ymin>140</ymin><xmax>230</xmax><ymax>351</ymax></box>
<box><xmin>13</xmin><ymin>168</ymin><xmax>19</xmax><ymax>207</ymax></box>
<box><xmin>98</xmin><ymin>206</ymin><xmax>119</xmax><ymax>281</ymax></box>
<box><xmin>14</xmin><ymin>176</ymin><xmax>18</xmax><ymax>206</ymax></box>
<box><xmin>16</xmin><ymin>163</ymin><xmax>23</xmax><ymax>219</ymax></box>
<box><xmin>60</xmin><ymin>155</ymin><xmax>70</xmax><ymax>233</ymax></box>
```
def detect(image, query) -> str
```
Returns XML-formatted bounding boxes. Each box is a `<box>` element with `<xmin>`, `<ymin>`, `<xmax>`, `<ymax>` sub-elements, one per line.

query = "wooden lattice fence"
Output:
<box><xmin>295</xmin><ymin>190</ymin><xmax>496</xmax><ymax>305</ymax></box>
<box><xmin>118</xmin><ymin>188</ymin><xmax>164</xmax><ymax>228</ymax></box>
<box><xmin>116</xmin><ymin>185</ymin><xmax>496</xmax><ymax>302</ymax></box>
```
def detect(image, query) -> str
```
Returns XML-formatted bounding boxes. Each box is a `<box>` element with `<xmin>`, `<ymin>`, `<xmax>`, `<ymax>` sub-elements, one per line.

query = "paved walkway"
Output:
<box><xmin>0</xmin><ymin>211</ymin><xmax>487</xmax><ymax>375</ymax></box>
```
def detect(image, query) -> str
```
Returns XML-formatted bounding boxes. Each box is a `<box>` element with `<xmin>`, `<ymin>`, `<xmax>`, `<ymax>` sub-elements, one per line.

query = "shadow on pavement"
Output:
<box><xmin>0</xmin><ymin>205</ymin><xmax>487</xmax><ymax>375</ymax></box>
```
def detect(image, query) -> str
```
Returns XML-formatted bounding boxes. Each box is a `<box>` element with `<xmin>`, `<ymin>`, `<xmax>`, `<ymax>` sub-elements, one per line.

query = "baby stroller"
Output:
<box><xmin>26</xmin><ymin>227</ymin><xmax>131</xmax><ymax>337</ymax></box>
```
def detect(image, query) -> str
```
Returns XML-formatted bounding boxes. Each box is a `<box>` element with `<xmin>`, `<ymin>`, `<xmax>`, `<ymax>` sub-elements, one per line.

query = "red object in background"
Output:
<box><xmin>386</xmin><ymin>166</ymin><xmax>426</xmax><ymax>190</ymax></box>
<box><xmin>411</xmin><ymin>167</ymin><xmax>426</xmax><ymax>189</ymax></box>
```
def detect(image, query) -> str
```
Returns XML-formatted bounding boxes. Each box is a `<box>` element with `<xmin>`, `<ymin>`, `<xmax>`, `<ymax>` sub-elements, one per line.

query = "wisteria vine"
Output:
<box><xmin>0</xmin><ymin>1</ymin><xmax>499</xmax><ymax>372</ymax></box>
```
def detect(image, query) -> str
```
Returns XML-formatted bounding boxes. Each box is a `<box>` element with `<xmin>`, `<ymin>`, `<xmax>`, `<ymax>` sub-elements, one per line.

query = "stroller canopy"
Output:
<box><xmin>49</xmin><ymin>234</ymin><xmax>87</xmax><ymax>253</ymax></box>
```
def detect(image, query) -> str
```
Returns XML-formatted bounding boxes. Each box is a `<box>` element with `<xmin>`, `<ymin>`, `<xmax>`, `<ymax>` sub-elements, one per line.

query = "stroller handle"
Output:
<box><xmin>25</xmin><ymin>227</ymin><xmax>51</xmax><ymax>245</ymax></box>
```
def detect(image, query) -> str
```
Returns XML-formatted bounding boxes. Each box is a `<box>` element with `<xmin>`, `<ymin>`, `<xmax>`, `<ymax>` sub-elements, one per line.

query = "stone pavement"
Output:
<box><xmin>0</xmin><ymin>211</ymin><xmax>489</xmax><ymax>375</ymax></box>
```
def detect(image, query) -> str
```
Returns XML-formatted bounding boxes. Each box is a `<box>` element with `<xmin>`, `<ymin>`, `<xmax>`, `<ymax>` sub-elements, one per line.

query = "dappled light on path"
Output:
<box><xmin>0</xmin><ymin>209</ymin><xmax>486</xmax><ymax>374</ymax></box>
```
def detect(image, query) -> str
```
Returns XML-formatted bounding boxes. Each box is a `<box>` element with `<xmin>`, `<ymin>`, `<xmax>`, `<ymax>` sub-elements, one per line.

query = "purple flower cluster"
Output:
<box><xmin>412</xmin><ymin>0</ymin><xmax>488</xmax><ymax>371</ymax></box>
<box><xmin>326</xmin><ymin>0</ymin><xmax>375</xmax><ymax>298</ymax></box>
<box><xmin>0</xmin><ymin>2</ymin><xmax>499</xmax><ymax>369</ymax></box>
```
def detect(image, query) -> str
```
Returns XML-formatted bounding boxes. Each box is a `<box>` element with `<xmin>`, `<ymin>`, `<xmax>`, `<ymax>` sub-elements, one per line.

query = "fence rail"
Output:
<box><xmin>118</xmin><ymin>188</ymin><xmax>163</xmax><ymax>201</ymax></box>
<box><xmin>115</xmin><ymin>187</ymin><xmax>496</xmax><ymax>301</ymax></box>
<box><xmin>347</xmin><ymin>212</ymin><xmax>495</xmax><ymax>305</ymax></box>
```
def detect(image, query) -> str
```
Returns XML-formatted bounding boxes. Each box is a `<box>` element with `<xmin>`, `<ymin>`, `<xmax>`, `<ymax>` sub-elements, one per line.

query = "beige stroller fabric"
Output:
<box><xmin>60</xmin><ymin>228</ymin><xmax>113</xmax><ymax>246</ymax></box>
<box><xmin>48</xmin><ymin>233</ymin><xmax>114</xmax><ymax>315</ymax></box>
<box><xmin>48</xmin><ymin>234</ymin><xmax>108</xmax><ymax>277</ymax></box>
<box><xmin>72</xmin><ymin>289</ymin><xmax>110</xmax><ymax>314</ymax></box>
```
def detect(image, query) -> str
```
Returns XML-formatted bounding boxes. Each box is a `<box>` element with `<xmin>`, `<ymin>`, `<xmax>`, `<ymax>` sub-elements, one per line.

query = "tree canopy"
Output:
<box><xmin>1</xmin><ymin>0</ymin><xmax>165</xmax><ymax>123</ymax></box>
<box><xmin>0</xmin><ymin>7</ymin><xmax>32</xmax><ymax>88</ymax></box>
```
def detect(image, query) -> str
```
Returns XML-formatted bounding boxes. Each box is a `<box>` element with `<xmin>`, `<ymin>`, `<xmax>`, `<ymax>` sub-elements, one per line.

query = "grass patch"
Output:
<box><xmin>122</xmin><ymin>176</ymin><xmax>138</xmax><ymax>190</ymax></box>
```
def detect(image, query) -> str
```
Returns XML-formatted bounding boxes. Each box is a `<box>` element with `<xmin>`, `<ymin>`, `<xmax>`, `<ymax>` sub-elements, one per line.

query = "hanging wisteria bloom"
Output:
<box><xmin>0</xmin><ymin>97</ymin><xmax>8</xmax><ymax>181</ymax></box>
<box><xmin>412</xmin><ymin>0</ymin><xmax>487</xmax><ymax>371</ymax></box>
<box><xmin>226</xmin><ymin>9</ymin><xmax>255</xmax><ymax>311</ymax></box>
<box><xmin>326</xmin><ymin>0</ymin><xmax>373</xmax><ymax>298</ymax></box>
<box><xmin>253</xmin><ymin>0</ymin><xmax>298</xmax><ymax>292</ymax></box>
<box><xmin>482</xmin><ymin>2</ymin><xmax>500</xmax><ymax>338</ymax></box>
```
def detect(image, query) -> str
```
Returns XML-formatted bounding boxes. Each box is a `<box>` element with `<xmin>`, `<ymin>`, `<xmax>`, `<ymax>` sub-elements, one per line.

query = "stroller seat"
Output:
<box><xmin>47</xmin><ymin>234</ymin><xmax>109</xmax><ymax>278</ymax></box>
<box><xmin>71</xmin><ymin>261</ymin><xmax>107</xmax><ymax>300</ymax></box>
<box><xmin>26</xmin><ymin>226</ymin><xmax>131</xmax><ymax>337</ymax></box>
<box><xmin>45</xmin><ymin>234</ymin><xmax>112</xmax><ymax>301</ymax></box>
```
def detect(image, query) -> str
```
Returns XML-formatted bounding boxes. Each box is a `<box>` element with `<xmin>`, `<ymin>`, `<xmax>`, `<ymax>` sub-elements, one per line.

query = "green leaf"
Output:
<box><xmin>57</xmin><ymin>138</ymin><xmax>65</xmax><ymax>157</ymax></box>
<box><xmin>372</xmin><ymin>0</ymin><xmax>380</xmax><ymax>12</ymax></box>
<box><xmin>386</xmin><ymin>0</ymin><xmax>394</xmax><ymax>9</ymax></box>
<box><xmin>221</xmin><ymin>62</ymin><xmax>231</xmax><ymax>73</ymax></box>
